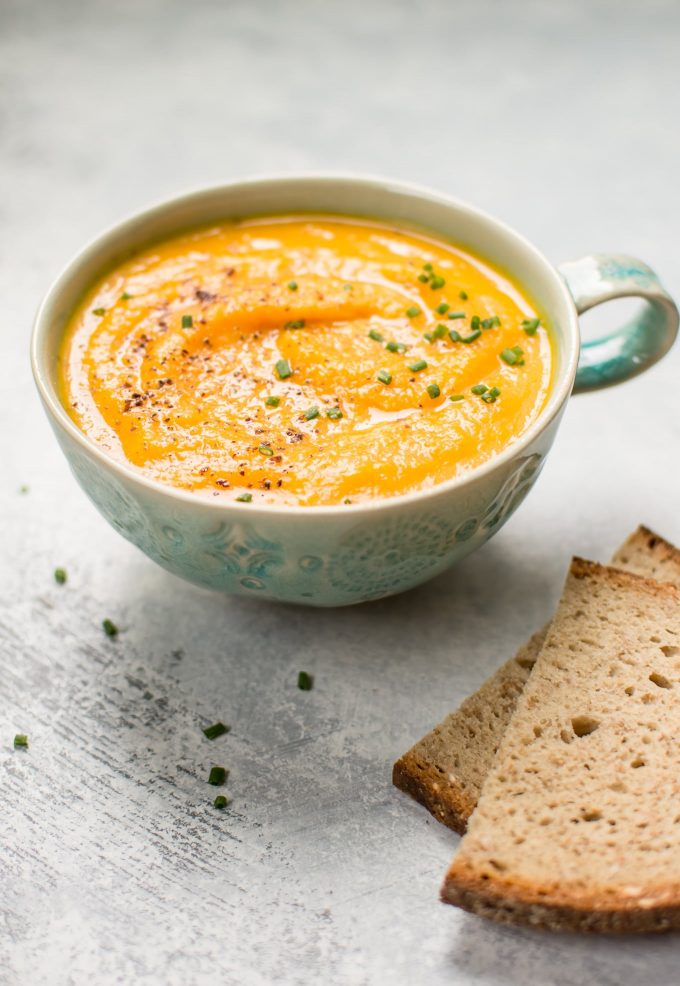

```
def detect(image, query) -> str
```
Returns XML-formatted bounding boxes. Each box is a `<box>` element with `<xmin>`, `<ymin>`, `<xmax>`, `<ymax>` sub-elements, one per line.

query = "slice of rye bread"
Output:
<box><xmin>441</xmin><ymin>558</ymin><xmax>680</xmax><ymax>933</ymax></box>
<box><xmin>393</xmin><ymin>527</ymin><xmax>680</xmax><ymax>834</ymax></box>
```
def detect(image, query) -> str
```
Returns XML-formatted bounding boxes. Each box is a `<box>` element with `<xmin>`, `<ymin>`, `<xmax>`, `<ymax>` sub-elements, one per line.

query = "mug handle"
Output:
<box><xmin>558</xmin><ymin>254</ymin><xmax>679</xmax><ymax>394</ymax></box>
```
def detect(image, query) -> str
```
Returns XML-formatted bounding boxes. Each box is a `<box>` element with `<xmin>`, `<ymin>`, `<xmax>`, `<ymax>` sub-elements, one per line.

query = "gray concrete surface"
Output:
<box><xmin>2</xmin><ymin>0</ymin><xmax>680</xmax><ymax>983</ymax></box>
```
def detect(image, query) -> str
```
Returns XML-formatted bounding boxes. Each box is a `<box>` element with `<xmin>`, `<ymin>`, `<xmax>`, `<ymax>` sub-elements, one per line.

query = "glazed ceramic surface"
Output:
<box><xmin>31</xmin><ymin>176</ymin><xmax>678</xmax><ymax>605</ymax></box>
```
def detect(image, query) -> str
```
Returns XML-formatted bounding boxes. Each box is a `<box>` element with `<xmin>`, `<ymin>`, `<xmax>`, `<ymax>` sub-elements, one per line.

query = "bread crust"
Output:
<box><xmin>442</xmin><ymin>859</ymin><xmax>680</xmax><ymax>934</ymax></box>
<box><xmin>392</xmin><ymin>753</ymin><xmax>475</xmax><ymax>836</ymax></box>
<box><xmin>570</xmin><ymin>554</ymin><xmax>680</xmax><ymax>598</ymax></box>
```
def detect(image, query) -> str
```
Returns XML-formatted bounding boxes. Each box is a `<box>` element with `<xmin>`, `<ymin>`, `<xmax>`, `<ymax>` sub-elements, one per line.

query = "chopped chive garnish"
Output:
<box><xmin>258</xmin><ymin>443</ymin><xmax>274</xmax><ymax>456</ymax></box>
<box><xmin>408</xmin><ymin>359</ymin><xmax>428</xmax><ymax>372</ymax></box>
<box><xmin>426</xmin><ymin>383</ymin><xmax>441</xmax><ymax>399</ymax></box>
<box><xmin>405</xmin><ymin>305</ymin><xmax>421</xmax><ymax>318</ymax></box>
<box><xmin>54</xmin><ymin>567</ymin><xmax>67</xmax><ymax>585</ymax></box>
<box><xmin>436</xmin><ymin>302</ymin><xmax>449</xmax><ymax>315</ymax></box>
<box><xmin>120</xmin><ymin>292</ymin><xmax>132</xmax><ymax>301</ymax></box>
<box><xmin>342</xmin><ymin>283</ymin><xmax>353</xmax><ymax>291</ymax></box>
<box><xmin>287</xmin><ymin>280</ymin><xmax>298</xmax><ymax>291</ymax></box>
<box><xmin>343</xmin><ymin>498</ymin><xmax>352</xmax><ymax>504</ymax></box>
<box><xmin>430</xmin><ymin>275</ymin><xmax>445</xmax><ymax>290</ymax></box>
<box><xmin>265</xmin><ymin>396</ymin><xmax>280</xmax><ymax>407</ymax></box>
<box><xmin>275</xmin><ymin>358</ymin><xmax>292</xmax><ymax>380</ymax></box>
<box><xmin>433</xmin><ymin>323</ymin><xmax>447</xmax><ymax>339</ymax></box>
<box><xmin>448</xmin><ymin>310</ymin><xmax>466</xmax><ymax>320</ymax></box>
<box><xmin>418</xmin><ymin>273</ymin><xmax>429</xmax><ymax>283</ymax></box>
<box><xmin>482</xmin><ymin>386</ymin><xmax>501</xmax><ymax>403</ymax></box>
<box><xmin>423</xmin><ymin>332</ymin><xmax>434</xmax><ymax>343</ymax></box>
<box><xmin>481</xmin><ymin>316</ymin><xmax>501</xmax><ymax>330</ymax></box>
<box><xmin>326</xmin><ymin>407</ymin><xmax>343</xmax><ymax>420</ymax></box>
<box><xmin>297</xmin><ymin>671</ymin><xmax>313</xmax><ymax>691</ymax></box>
<box><xmin>208</xmin><ymin>765</ymin><xmax>227</xmax><ymax>786</ymax></box>
<box><xmin>471</xmin><ymin>384</ymin><xmax>488</xmax><ymax>395</ymax></box>
<box><xmin>460</xmin><ymin>329</ymin><xmax>482</xmax><ymax>343</ymax></box>
<box><xmin>377</xmin><ymin>369</ymin><xmax>392</xmax><ymax>385</ymax></box>
<box><xmin>304</xmin><ymin>406</ymin><xmax>320</xmax><ymax>421</ymax></box>
<box><xmin>449</xmin><ymin>329</ymin><xmax>461</xmax><ymax>343</ymax></box>
<box><xmin>92</xmin><ymin>307</ymin><xmax>106</xmax><ymax>316</ymax></box>
<box><xmin>423</xmin><ymin>262</ymin><xmax>434</xmax><ymax>272</ymax></box>
<box><xmin>236</xmin><ymin>493</ymin><xmax>253</xmax><ymax>502</ymax></box>
<box><xmin>214</xmin><ymin>794</ymin><xmax>231</xmax><ymax>809</ymax></box>
<box><xmin>102</xmin><ymin>618</ymin><xmax>118</xmax><ymax>637</ymax></box>
<box><xmin>470</xmin><ymin>315</ymin><xmax>480</xmax><ymax>330</ymax></box>
<box><xmin>500</xmin><ymin>346</ymin><xmax>525</xmax><ymax>366</ymax></box>
<box><xmin>385</xmin><ymin>340</ymin><xmax>407</xmax><ymax>353</ymax></box>
<box><xmin>13</xmin><ymin>734</ymin><xmax>28</xmax><ymax>748</ymax></box>
<box><xmin>522</xmin><ymin>317</ymin><xmax>541</xmax><ymax>335</ymax></box>
<box><xmin>181</xmin><ymin>314</ymin><xmax>193</xmax><ymax>328</ymax></box>
<box><xmin>284</xmin><ymin>319</ymin><xmax>305</xmax><ymax>329</ymax></box>
<box><xmin>459</xmin><ymin>290</ymin><xmax>468</xmax><ymax>300</ymax></box>
<box><xmin>449</xmin><ymin>394</ymin><xmax>465</xmax><ymax>402</ymax></box>
<box><xmin>368</xmin><ymin>328</ymin><xmax>384</xmax><ymax>342</ymax></box>
<box><xmin>203</xmin><ymin>722</ymin><xmax>230</xmax><ymax>740</ymax></box>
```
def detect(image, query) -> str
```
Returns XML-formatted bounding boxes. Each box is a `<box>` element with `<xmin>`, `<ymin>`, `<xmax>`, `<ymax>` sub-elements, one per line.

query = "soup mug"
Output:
<box><xmin>31</xmin><ymin>176</ymin><xmax>679</xmax><ymax>606</ymax></box>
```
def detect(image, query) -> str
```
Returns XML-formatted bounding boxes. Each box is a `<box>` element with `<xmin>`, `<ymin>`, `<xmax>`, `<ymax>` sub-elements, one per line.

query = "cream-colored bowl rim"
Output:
<box><xmin>31</xmin><ymin>173</ymin><xmax>580</xmax><ymax>517</ymax></box>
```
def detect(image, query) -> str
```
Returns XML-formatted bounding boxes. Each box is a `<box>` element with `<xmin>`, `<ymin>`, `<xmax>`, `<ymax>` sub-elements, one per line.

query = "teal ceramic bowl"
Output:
<box><xmin>31</xmin><ymin>175</ymin><xmax>679</xmax><ymax>606</ymax></box>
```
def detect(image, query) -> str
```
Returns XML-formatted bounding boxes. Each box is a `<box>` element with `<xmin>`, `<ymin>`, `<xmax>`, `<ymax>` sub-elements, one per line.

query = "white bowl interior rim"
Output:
<box><xmin>31</xmin><ymin>173</ymin><xmax>579</xmax><ymax>517</ymax></box>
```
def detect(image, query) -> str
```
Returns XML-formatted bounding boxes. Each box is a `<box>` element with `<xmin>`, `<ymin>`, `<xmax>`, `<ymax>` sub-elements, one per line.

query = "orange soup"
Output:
<box><xmin>59</xmin><ymin>217</ymin><xmax>553</xmax><ymax>506</ymax></box>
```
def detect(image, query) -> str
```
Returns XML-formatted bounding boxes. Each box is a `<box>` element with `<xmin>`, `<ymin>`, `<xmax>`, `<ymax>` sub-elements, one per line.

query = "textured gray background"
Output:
<box><xmin>2</xmin><ymin>0</ymin><xmax>680</xmax><ymax>983</ymax></box>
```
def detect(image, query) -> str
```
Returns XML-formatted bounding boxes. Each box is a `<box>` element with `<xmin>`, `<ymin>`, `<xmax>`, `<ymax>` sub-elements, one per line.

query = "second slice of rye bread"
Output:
<box><xmin>393</xmin><ymin>527</ymin><xmax>680</xmax><ymax>834</ymax></box>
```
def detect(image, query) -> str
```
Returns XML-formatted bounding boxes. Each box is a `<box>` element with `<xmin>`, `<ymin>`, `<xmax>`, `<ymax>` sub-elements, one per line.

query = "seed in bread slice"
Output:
<box><xmin>393</xmin><ymin>526</ymin><xmax>680</xmax><ymax>834</ymax></box>
<box><xmin>441</xmin><ymin>558</ymin><xmax>680</xmax><ymax>933</ymax></box>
